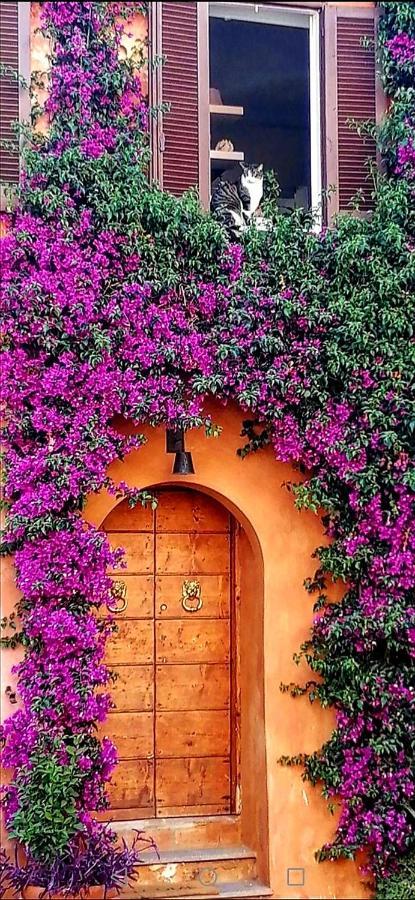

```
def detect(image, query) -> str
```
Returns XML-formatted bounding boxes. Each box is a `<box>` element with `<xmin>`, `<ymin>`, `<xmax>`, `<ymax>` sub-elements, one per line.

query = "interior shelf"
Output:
<box><xmin>210</xmin><ymin>149</ymin><xmax>245</xmax><ymax>167</ymax></box>
<box><xmin>210</xmin><ymin>103</ymin><xmax>244</xmax><ymax>117</ymax></box>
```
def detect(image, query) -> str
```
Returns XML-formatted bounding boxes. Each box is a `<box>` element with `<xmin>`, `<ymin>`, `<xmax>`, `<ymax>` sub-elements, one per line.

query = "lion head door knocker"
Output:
<box><xmin>181</xmin><ymin>579</ymin><xmax>203</xmax><ymax>613</ymax></box>
<box><xmin>107</xmin><ymin>580</ymin><xmax>128</xmax><ymax>614</ymax></box>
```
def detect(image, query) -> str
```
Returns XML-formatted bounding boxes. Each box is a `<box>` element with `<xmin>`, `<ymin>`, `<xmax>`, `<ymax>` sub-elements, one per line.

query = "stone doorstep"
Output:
<box><xmin>131</xmin><ymin>845</ymin><xmax>257</xmax><ymax>886</ymax></box>
<box><xmin>123</xmin><ymin>882</ymin><xmax>273</xmax><ymax>899</ymax></box>
<box><xmin>137</xmin><ymin>846</ymin><xmax>257</xmax><ymax>865</ymax></box>
<box><xmin>113</xmin><ymin>815</ymin><xmax>242</xmax><ymax>853</ymax></box>
<box><xmin>118</xmin><ymin>846</ymin><xmax>272</xmax><ymax>899</ymax></box>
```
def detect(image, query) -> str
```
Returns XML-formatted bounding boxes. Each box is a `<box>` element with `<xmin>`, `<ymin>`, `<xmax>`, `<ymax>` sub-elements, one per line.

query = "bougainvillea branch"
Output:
<box><xmin>0</xmin><ymin>1</ymin><xmax>414</xmax><ymax>896</ymax></box>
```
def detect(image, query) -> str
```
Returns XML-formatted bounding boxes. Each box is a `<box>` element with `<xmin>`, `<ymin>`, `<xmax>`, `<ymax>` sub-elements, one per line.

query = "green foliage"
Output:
<box><xmin>0</xmin><ymin>612</ymin><xmax>26</xmax><ymax>650</ymax></box>
<box><xmin>136</xmin><ymin>187</ymin><xmax>226</xmax><ymax>288</ymax></box>
<box><xmin>9</xmin><ymin>743</ymin><xmax>87</xmax><ymax>863</ymax></box>
<box><xmin>376</xmin><ymin>853</ymin><xmax>415</xmax><ymax>900</ymax></box>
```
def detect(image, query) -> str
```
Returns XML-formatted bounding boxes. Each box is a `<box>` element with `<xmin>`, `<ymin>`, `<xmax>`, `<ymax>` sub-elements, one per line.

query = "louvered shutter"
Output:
<box><xmin>337</xmin><ymin>13</ymin><xmax>377</xmax><ymax>211</ymax></box>
<box><xmin>151</xmin><ymin>2</ymin><xmax>208</xmax><ymax>195</ymax></box>
<box><xmin>324</xmin><ymin>5</ymin><xmax>378</xmax><ymax>216</ymax></box>
<box><xmin>0</xmin><ymin>1</ymin><xmax>19</xmax><ymax>185</ymax></box>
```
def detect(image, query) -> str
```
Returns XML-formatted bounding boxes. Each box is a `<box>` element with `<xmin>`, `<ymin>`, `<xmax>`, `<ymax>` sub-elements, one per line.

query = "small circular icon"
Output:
<box><xmin>198</xmin><ymin>868</ymin><xmax>217</xmax><ymax>886</ymax></box>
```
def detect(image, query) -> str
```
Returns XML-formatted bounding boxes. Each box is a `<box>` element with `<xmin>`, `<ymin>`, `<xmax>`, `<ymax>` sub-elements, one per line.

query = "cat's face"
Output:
<box><xmin>241</xmin><ymin>163</ymin><xmax>263</xmax><ymax>184</ymax></box>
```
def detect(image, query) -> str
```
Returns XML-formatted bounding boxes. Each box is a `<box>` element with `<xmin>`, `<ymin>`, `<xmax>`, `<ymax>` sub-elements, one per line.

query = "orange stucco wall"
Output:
<box><xmin>84</xmin><ymin>400</ymin><xmax>369</xmax><ymax>900</ymax></box>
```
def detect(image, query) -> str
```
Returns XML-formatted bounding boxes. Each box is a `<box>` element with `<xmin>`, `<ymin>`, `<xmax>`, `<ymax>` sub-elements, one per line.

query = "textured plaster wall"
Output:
<box><xmin>83</xmin><ymin>400</ymin><xmax>370</xmax><ymax>900</ymax></box>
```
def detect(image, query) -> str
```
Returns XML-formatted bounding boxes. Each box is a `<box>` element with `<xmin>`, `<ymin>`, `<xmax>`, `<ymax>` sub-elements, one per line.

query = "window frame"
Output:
<box><xmin>148</xmin><ymin>1</ymin><xmax>384</xmax><ymax>218</ymax></box>
<box><xmin>207</xmin><ymin>2</ymin><xmax>322</xmax><ymax>218</ymax></box>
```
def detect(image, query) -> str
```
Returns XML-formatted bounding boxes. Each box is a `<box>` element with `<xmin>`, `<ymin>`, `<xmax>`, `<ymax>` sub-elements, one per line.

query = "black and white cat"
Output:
<box><xmin>210</xmin><ymin>162</ymin><xmax>264</xmax><ymax>238</ymax></box>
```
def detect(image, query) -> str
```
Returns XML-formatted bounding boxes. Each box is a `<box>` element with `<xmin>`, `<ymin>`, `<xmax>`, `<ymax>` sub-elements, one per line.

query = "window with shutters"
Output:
<box><xmin>209</xmin><ymin>3</ymin><xmax>321</xmax><ymax>215</ymax></box>
<box><xmin>0</xmin><ymin>3</ymin><xmax>380</xmax><ymax>219</ymax></box>
<box><xmin>152</xmin><ymin>2</ymin><xmax>380</xmax><ymax>219</ymax></box>
<box><xmin>0</xmin><ymin>1</ymin><xmax>30</xmax><ymax>209</ymax></box>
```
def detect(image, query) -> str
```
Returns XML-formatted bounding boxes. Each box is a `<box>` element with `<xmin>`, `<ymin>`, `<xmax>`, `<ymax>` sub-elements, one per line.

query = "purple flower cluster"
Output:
<box><xmin>386</xmin><ymin>34</ymin><xmax>415</xmax><ymax>66</ymax></box>
<box><xmin>396</xmin><ymin>137</ymin><xmax>415</xmax><ymax>180</ymax></box>
<box><xmin>0</xmin><ymin>521</ymin><xmax>118</xmax><ymax>833</ymax></box>
<box><xmin>381</xmin><ymin>6</ymin><xmax>415</xmax><ymax>187</ymax></box>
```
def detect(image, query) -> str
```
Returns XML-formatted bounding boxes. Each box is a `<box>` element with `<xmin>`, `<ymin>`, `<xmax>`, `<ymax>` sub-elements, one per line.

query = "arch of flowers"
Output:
<box><xmin>0</xmin><ymin>2</ymin><xmax>414</xmax><ymax>897</ymax></box>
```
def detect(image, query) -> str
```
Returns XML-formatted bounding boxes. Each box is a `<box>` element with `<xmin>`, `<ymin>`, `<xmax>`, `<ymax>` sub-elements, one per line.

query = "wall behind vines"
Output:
<box><xmin>0</xmin><ymin>2</ymin><xmax>414</xmax><ymax>897</ymax></box>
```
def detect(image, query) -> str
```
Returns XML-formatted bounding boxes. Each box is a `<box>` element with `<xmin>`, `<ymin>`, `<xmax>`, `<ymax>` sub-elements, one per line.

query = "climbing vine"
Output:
<box><xmin>0</xmin><ymin>1</ymin><xmax>414</xmax><ymax>897</ymax></box>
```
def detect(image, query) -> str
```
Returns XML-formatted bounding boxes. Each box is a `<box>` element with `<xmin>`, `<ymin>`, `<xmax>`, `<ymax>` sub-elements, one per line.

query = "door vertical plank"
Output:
<box><xmin>154</xmin><ymin>490</ymin><xmax>234</xmax><ymax>816</ymax></box>
<box><xmin>103</xmin><ymin>499</ymin><xmax>156</xmax><ymax>818</ymax></box>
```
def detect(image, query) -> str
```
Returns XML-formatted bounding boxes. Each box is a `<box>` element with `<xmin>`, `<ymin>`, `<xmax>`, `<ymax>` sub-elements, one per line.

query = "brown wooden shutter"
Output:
<box><xmin>161</xmin><ymin>1</ymin><xmax>199</xmax><ymax>195</ymax></box>
<box><xmin>150</xmin><ymin>2</ymin><xmax>209</xmax><ymax>202</ymax></box>
<box><xmin>336</xmin><ymin>13</ymin><xmax>377</xmax><ymax>211</ymax></box>
<box><xmin>324</xmin><ymin>5</ymin><xmax>379</xmax><ymax>217</ymax></box>
<box><xmin>0</xmin><ymin>1</ymin><xmax>20</xmax><ymax>184</ymax></box>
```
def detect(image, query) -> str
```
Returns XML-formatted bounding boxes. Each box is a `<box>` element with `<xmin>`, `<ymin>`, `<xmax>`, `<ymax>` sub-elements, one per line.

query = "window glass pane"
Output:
<box><xmin>209</xmin><ymin>12</ymin><xmax>311</xmax><ymax>210</ymax></box>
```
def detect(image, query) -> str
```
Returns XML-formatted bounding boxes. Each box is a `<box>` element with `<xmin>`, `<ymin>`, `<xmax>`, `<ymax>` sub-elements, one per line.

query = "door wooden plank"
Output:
<box><xmin>97</xmin><ymin>806</ymin><xmax>157</xmax><ymax>822</ymax></box>
<box><xmin>106</xmin><ymin>620</ymin><xmax>154</xmax><ymax>665</ymax></box>
<box><xmin>157</xmin><ymin>803</ymin><xmax>230</xmax><ymax>817</ymax></box>
<box><xmin>103</xmin><ymin>499</ymin><xmax>154</xmax><ymax>532</ymax></box>
<box><xmin>110</xmin><ymin>665</ymin><xmax>154</xmax><ymax>712</ymax></box>
<box><xmin>156</xmin><ymin>710</ymin><xmax>230</xmax><ymax>758</ymax></box>
<box><xmin>156</xmin><ymin>491</ymin><xmax>230</xmax><ymax>533</ymax></box>
<box><xmin>156</xmin><ymin>664</ymin><xmax>230</xmax><ymax>711</ymax></box>
<box><xmin>156</xmin><ymin>757</ymin><xmax>230</xmax><ymax>809</ymax></box>
<box><xmin>156</xmin><ymin>620</ymin><xmax>230</xmax><ymax>664</ymax></box>
<box><xmin>156</xmin><ymin>534</ymin><xmax>230</xmax><ymax>575</ymax></box>
<box><xmin>100</xmin><ymin>712</ymin><xmax>154</xmax><ymax>758</ymax></box>
<box><xmin>110</xmin><ymin>575</ymin><xmax>154</xmax><ymax>618</ymax></box>
<box><xmin>155</xmin><ymin>575</ymin><xmax>230</xmax><ymax>619</ymax></box>
<box><xmin>107</xmin><ymin>532</ymin><xmax>154</xmax><ymax>574</ymax></box>
<box><xmin>107</xmin><ymin>759</ymin><xmax>154</xmax><ymax>810</ymax></box>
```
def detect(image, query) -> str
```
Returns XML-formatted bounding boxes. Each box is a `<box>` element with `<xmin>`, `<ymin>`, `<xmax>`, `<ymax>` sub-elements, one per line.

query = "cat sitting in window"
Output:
<box><xmin>210</xmin><ymin>162</ymin><xmax>264</xmax><ymax>239</ymax></box>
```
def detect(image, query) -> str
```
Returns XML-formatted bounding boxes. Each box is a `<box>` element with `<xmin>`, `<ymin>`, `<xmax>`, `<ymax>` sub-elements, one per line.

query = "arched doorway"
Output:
<box><xmin>81</xmin><ymin>399</ymin><xmax>365</xmax><ymax>897</ymax></box>
<box><xmin>101</xmin><ymin>487</ymin><xmax>241</xmax><ymax>820</ymax></box>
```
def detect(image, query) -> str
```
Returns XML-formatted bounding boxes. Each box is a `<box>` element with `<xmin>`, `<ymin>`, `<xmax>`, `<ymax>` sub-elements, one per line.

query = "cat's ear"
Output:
<box><xmin>257</xmin><ymin>164</ymin><xmax>264</xmax><ymax>175</ymax></box>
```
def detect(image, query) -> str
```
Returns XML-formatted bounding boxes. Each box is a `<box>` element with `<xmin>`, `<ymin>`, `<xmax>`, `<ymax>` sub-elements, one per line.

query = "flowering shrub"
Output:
<box><xmin>378</xmin><ymin>3</ymin><xmax>415</xmax><ymax>183</ymax></box>
<box><xmin>1</xmin><ymin>1</ymin><xmax>153</xmax><ymax>893</ymax></box>
<box><xmin>0</xmin><ymin>1</ymin><xmax>414</xmax><ymax>898</ymax></box>
<box><xmin>1</xmin><ymin>827</ymin><xmax>155</xmax><ymax>898</ymax></box>
<box><xmin>375</xmin><ymin>851</ymin><xmax>415</xmax><ymax>900</ymax></box>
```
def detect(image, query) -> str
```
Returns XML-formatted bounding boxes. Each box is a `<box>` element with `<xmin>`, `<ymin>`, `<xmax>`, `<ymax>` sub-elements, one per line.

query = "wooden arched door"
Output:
<box><xmin>101</xmin><ymin>488</ymin><xmax>237</xmax><ymax>820</ymax></box>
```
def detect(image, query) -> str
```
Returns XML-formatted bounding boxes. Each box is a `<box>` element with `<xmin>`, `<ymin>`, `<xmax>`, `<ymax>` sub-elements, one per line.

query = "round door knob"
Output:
<box><xmin>160</xmin><ymin>603</ymin><xmax>167</xmax><ymax>612</ymax></box>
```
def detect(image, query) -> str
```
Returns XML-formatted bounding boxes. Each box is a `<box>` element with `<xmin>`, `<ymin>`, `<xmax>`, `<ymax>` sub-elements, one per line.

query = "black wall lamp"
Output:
<box><xmin>166</xmin><ymin>427</ymin><xmax>195</xmax><ymax>475</ymax></box>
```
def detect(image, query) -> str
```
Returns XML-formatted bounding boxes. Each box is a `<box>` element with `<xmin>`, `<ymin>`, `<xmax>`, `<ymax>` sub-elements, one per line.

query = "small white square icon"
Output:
<box><xmin>287</xmin><ymin>867</ymin><xmax>305</xmax><ymax>887</ymax></box>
